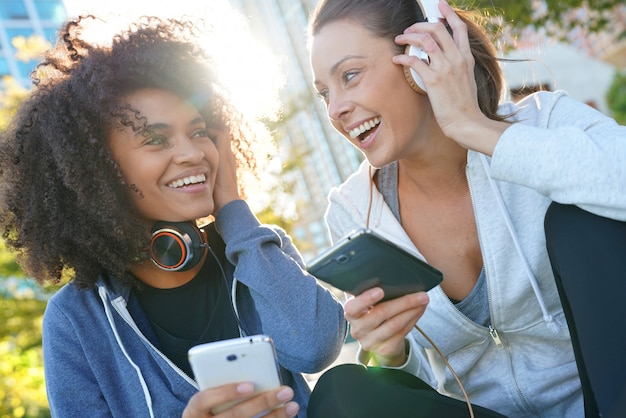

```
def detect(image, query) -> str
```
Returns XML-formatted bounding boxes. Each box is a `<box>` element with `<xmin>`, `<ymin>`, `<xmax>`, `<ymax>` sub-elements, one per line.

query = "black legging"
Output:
<box><xmin>307</xmin><ymin>363</ymin><xmax>506</xmax><ymax>418</ymax></box>
<box><xmin>545</xmin><ymin>202</ymin><xmax>626</xmax><ymax>418</ymax></box>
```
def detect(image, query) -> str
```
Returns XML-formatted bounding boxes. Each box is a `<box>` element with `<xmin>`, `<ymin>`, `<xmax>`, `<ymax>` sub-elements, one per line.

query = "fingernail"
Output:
<box><xmin>371</xmin><ymin>288</ymin><xmax>384</xmax><ymax>300</ymax></box>
<box><xmin>417</xmin><ymin>292</ymin><xmax>429</xmax><ymax>303</ymax></box>
<box><xmin>237</xmin><ymin>383</ymin><xmax>254</xmax><ymax>394</ymax></box>
<box><xmin>286</xmin><ymin>402</ymin><xmax>300</xmax><ymax>417</ymax></box>
<box><xmin>276</xmin><ymin>387</ymin><xmax>293</xmax><ymax>402</ymax></box>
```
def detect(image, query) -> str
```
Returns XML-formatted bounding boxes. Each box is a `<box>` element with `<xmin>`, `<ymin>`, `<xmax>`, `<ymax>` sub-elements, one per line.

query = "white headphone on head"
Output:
<box><xmin>404</xmin><ymin>0</ymin><xmax>445</xmax><ymax>94</ymax></box>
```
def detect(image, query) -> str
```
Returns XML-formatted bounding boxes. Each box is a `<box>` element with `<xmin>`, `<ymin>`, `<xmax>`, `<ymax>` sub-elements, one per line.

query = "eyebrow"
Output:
<box><xmin>314</xmin><ymin>54</ymin><xmax>365</xmax><ymax>86</ymax></box>
<box><xmin>143</xmin><ymin>116</ymin><xmax>206</xmax><ymax>132</ymax></box>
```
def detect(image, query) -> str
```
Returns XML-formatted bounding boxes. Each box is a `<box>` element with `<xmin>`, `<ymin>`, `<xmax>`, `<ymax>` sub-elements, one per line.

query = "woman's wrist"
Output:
<box><xmin>367</xmin><ymin>340</ymin><xmax>410</xmax><ymax>367</ymax></box>
<box><xmin>450</xmin><ymin>117</ymin><xmax>510</xmax><ymax>156</ymax></box>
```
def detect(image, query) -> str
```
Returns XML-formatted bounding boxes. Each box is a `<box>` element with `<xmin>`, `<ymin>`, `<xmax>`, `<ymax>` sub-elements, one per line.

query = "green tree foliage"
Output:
<box><xmin>0</xmin><ymin>240</ymin><xmax>23</xmax><ymax>279</ymax></box>
<box><xmin>0</xmin><ymin>241</ymin><xmax>54</xmax><ymax>417</ymax></box>
<box><xmin>0</xmin><ymin>76</ymin><xmax>28</xmax><ymax>132</ymax></box>
<box><xmin>0</xmin><ymin>34</ymin><xmax>52</xmax><ymax>418</ymax></box>
<box><xmin>0</xmin><ymin>35</ymin><xmax>51</xmax><ymax>131</ymax></box>
<box><xmin>469</xmin><ymin>0</ymin><xmax>624</xmax><ymax>36</ymax></box>
<box><xmin>0</xmin><ymin>295</ymin><xmax>50</xmax><ymax>418</ymax></box>
<box><xmin>456</xmin><ymin>0</ymin><xmax>625</xmax><ymax>58</ymax></box>
<box><xmin>0</xmin><ymin>243</ymin><xmax>53</xmax><ymax>418</ymax></box>
<box><xmin>607</xmin><ymin>70</ymin><xmax>626</xmax><ymax>125</ymax></box>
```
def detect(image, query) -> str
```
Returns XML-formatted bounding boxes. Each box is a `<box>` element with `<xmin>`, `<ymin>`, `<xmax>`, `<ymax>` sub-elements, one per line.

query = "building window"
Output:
<box><xmin>43</xmin><ymin>27</ymin><xmax>58</xmax><ymax>43</ymax></box>
<box><xmin>0</xmin><ymin>1</ymin><xmax>28</xmax><ymax>19</ymax></box>
<box><xmin>34</xmin><ymin>0</ymin><xmax>65</xmax><ymax>22</ymax></box>
<box><xmin>6</xmin><ymin>28</ymin><xmax>35</xmax><ymax>46</ymax></box>
<box><xmin>0</xmin><ymin>57</ymin><xmax>9</xmax><ymax>76</ymax></box>
<box><xmin>6</xmin><ymin>28</ymin><xmax>37</xmax><ymax>79</ymax></box>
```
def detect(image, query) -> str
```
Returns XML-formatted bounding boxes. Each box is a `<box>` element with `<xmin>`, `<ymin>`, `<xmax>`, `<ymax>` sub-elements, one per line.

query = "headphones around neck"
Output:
<box><xmin>149</xmin><ymin>221</ymin><xmax>209</xmax><ymax>271</ymax></box>
<box><xmin>404</xmin><ymin>0</ymin><xmax>445</xmax><ymax>94</ymax></box>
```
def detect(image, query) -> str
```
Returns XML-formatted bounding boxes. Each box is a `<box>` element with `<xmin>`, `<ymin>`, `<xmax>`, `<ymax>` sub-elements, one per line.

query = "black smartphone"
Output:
<box><xmin>307</xmin><ymin>228</ymin><xmax>443</xmax><ymax>302</ymax></box>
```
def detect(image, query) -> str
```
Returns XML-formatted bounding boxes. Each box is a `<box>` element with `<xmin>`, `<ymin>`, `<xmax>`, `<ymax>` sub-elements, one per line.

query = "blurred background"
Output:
<box><xmin>0</xmin><ymin>0</ymin><xmax>624</xmax><ymax>416</ymax></box>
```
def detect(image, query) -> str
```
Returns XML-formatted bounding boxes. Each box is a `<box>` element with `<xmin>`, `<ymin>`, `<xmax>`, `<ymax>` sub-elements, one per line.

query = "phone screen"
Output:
<box><xmin>308</xmin><ymin>229</ymin><xmax>443</xmax><ymax>302</ymax></box>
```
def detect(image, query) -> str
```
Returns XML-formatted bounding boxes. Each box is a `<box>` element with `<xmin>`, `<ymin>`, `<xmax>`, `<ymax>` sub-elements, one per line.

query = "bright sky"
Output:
<box><xmin>63</xmin><ymin>0</ymin><xmax>223</xmax><ymax>21</ymax></box>
<box><xmin>62</xmin><ymin>0</ymin><xmax>285</xmax><ymax>122</ymax></box>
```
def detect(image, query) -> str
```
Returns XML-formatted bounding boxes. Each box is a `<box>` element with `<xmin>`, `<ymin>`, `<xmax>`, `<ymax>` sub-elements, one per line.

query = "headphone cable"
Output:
<box><xmin>414</xmin><ymin>323</ymin><xmax>474</xmax><ymax>418</ymax></box>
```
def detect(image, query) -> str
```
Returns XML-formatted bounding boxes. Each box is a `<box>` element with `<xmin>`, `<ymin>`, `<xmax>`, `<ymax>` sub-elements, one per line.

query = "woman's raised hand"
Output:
<box><xmin>393</xmin><ymin>0</ymin><xmax>508</xmax><ymax>155</ymax></box>
<box><xmin>211</xmin><ymin>129</ymin><xmax>241</xmax><ymax>215</ymax></box>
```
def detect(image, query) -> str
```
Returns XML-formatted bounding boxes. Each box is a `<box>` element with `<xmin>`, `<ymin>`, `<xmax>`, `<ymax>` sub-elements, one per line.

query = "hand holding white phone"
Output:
<box><xmin>188</xmin><ymin>335</ymin><xmax>283</xmax><ymax>415</ymax></box>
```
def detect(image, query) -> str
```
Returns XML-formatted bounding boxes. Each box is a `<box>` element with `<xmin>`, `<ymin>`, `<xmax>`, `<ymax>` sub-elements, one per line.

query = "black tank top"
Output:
<box><xmin>135</xmin><ymin>223</ymin><xmax>240</xmax><ymax>377</ymax></box>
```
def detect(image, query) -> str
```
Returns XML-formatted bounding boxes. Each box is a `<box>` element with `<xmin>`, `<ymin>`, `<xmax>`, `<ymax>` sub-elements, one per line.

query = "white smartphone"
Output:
<box><xmin>188</xmin><ymin>335</ymin><xmax>282</xmax><ymax>414</ymax></box>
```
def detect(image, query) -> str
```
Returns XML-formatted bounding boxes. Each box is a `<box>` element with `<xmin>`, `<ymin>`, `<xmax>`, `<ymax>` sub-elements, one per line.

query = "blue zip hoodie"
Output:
<box><xmin>42</xmin><ymin>199</ymin><xmax>347</xmax><ymax>417</ymax></box>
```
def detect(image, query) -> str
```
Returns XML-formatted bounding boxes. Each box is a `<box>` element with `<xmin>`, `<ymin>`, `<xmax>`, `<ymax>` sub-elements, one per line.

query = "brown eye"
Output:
<box><xmin>316</xmin><ymin>90</ymin><xmax>329</xmax><ymax>101</ymax></box>
<box><xmin>143</xmin><ymin>133</ymin><xmax>168</xmax><ymax>146</ymax></box>
<box><xmin>191</xmin><ymin>129</ymin><xmax>209</xmax><ymax>139</ymax></box>
<box><xmin>343</xmin><ymin>71</ymin><xmax>358</xmax><ymax>83</ymax></box>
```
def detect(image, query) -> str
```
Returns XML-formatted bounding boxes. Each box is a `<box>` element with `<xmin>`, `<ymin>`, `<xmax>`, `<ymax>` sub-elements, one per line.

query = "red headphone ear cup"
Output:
<box><xmin>149</xmin><ymin>221</ymin><xmax>206</xmax><ymax>271</ymax></box>
<box><xmin>403</xmin><ymin>45</ymin><xmax>427</xmax><ymax>95</ymax></box>
<box><xmin>150</xmin><ymin>229</ymin><xmax>189</xmax><ymax>270</ymax></box>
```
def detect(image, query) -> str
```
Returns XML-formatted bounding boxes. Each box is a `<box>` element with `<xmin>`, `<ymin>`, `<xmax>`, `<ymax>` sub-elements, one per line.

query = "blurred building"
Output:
<box><xmin>0</xmin><ymin>0</ymin><xmax>66</xmax><ymax>86</ymax></box>
<box><xmin>502</xmin><ymin>41</ymin><xmax>616</xmax><ymax>114</ymax></box>
<box><xmin>229</xmin><ymin>0</ymin><xmax>363</xmax><ymax>260</ymax></box>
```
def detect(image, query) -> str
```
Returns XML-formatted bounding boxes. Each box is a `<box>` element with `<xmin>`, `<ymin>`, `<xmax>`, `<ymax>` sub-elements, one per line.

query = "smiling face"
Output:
<box><xmin>108</xmin><ymin>88</ymin><xmax>220</xmax><ymax>225</ymax></box>
<box><xmin>310</xmin><ymin>19</ymin><xmax>438</xmax><ymax>167</ymax></box>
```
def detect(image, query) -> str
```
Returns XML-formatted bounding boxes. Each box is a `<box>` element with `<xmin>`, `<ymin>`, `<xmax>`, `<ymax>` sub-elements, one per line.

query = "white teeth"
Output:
<box><xmin>349</xmin><ymin>117</ymin><xmax>381</xmax><ymax>139</ymax></box>
<box><xmin>168</xmin><ymin>174</ymin><xmax>206</xmax><ymax>188</ymax></box>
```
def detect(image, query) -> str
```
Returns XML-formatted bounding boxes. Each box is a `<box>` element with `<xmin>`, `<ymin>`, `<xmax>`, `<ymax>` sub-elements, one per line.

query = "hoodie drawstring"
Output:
<box><xmin>98</xmin><ymin>286</ymin><xmax>156</xmax><ymax>417</ymax></box>
<box><xmin>479</xmin><ymin>154</ymin><xmax>561</xmax><ymax>333</ymax></box>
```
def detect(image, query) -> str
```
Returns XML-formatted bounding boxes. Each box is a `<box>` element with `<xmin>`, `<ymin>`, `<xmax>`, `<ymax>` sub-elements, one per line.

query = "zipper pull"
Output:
<box><xmin>489</xmin><ymin>325</ymin><xmax>504</xmax><ymax>349</ymax></box>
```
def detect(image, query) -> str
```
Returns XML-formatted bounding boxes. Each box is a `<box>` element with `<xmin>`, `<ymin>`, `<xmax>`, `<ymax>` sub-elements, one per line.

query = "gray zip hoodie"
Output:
<box><xmin>324</xmin><ymin>91</ymin><xmax>626</xmax><ymax>417</ymax></box>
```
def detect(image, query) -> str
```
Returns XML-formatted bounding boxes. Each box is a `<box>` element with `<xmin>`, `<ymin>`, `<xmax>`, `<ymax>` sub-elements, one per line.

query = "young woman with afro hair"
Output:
<box><xmin>0</xmin><ymin>14</ymin><xmax>346</xmax><ymax>418</ymax></box>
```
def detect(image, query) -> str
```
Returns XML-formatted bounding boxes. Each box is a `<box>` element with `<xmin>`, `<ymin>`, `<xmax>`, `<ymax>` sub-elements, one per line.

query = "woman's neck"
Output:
<box><xmin>398</xmin><ymin>144</ymin><xmax>469</xmax><ymax>197</ymax></box>
<box><xmin>131</xmin><ymin>253</ymin><xmax>207</xmax><ymax>289</ymax></box>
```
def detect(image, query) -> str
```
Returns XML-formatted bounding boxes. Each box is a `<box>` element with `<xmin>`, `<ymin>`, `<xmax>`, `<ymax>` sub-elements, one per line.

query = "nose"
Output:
<box><xmin>328</xmin><ymin>90</ymin><xmax>352</xmax><ymax>122</ymax></box>
<box><xmin>172</xmin><ymin>135</ymin><xmax>205</xmax><ymax>164</ymax></box>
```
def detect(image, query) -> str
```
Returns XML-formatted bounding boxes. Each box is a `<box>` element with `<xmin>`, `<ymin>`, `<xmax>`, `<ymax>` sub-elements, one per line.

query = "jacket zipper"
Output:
<box><xmin>489</xmin><ymin>325</ymin><xmax>504</xmax><ymax>349</ymax></box>
<box><xmin>467</xmin><ymin>163</ymin><xmax>501</xmax><ymax>348</ymax></box>
<box><xmin>467</xmin><ymin>157</ymin><xmax>533</xmax><ymax>412</ymax></box>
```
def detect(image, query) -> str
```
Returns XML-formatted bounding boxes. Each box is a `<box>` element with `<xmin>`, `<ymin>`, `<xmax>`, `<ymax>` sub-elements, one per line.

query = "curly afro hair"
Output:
<box><xmin>0</xmin><ymin>15</ymin><xmax>264</xmax><ymax>289</ymax></box>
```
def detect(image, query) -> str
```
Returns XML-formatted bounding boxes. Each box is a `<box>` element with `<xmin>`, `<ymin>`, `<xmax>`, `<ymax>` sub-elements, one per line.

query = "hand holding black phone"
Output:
<box><xmin>307</xmin><ymin>228</ymin><xmax>443</xmax><ymax>302</ymax></box>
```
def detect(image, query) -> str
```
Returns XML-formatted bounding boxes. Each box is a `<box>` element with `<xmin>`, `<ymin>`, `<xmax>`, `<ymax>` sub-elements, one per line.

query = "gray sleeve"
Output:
<box><xmin>491</xmin><ymin>91</ymin><xmax>626</xmax><ymax>221</ymax></box>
